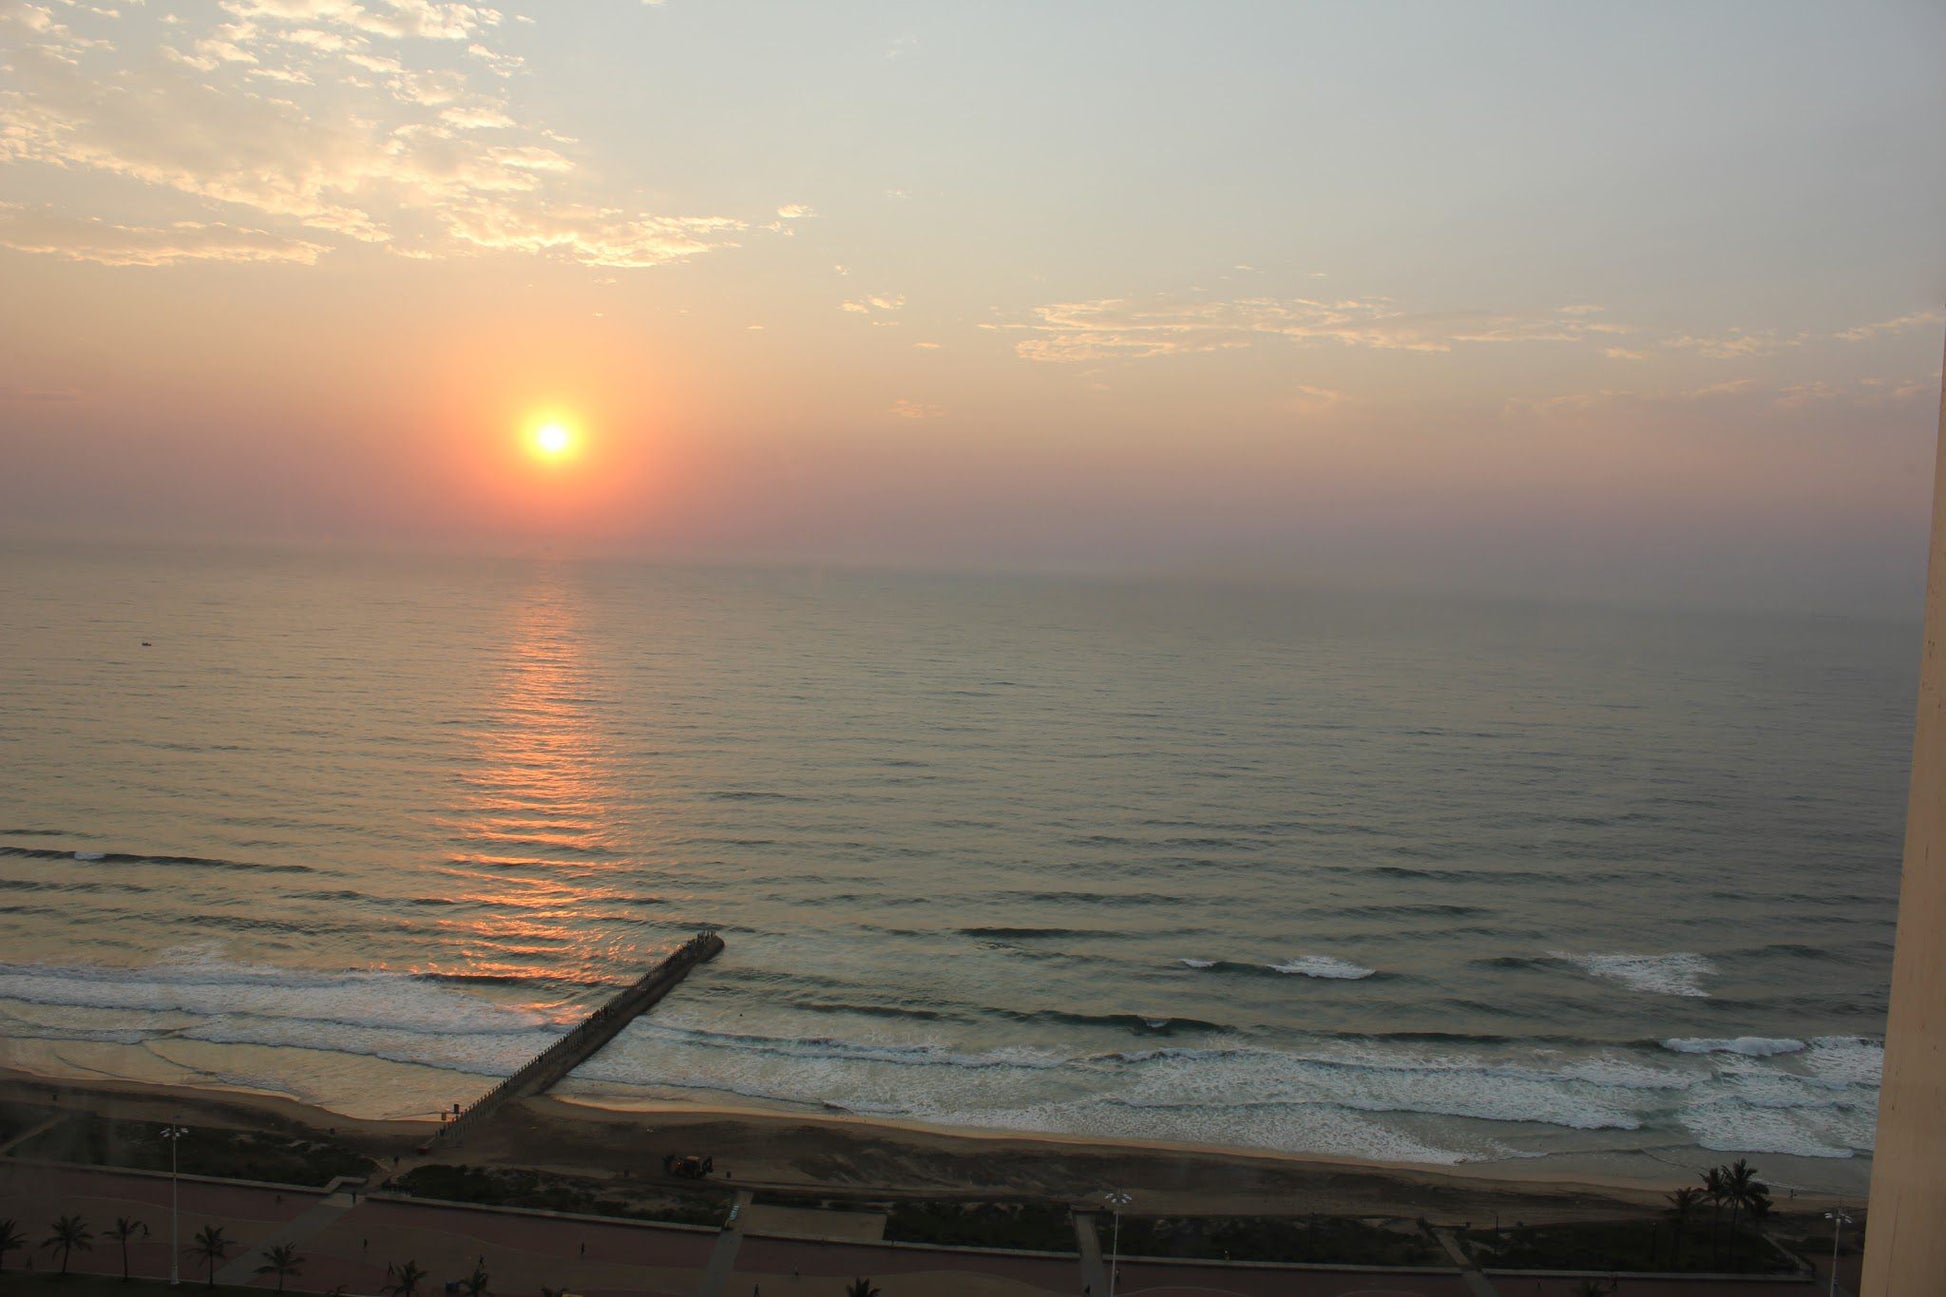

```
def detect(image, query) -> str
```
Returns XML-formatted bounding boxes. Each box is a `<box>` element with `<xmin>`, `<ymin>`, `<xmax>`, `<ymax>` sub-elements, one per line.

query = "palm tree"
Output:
<box><xmin>109</xmin><ymin>1217</ymin><xmax>149</xmax><ymax>1280</ymax></box>
<box><xmin>256</xmin><ymin>1243</ymin><xmax>304</xmax><ymax>1293</ymax></box>
<box><xmin>844</xmin><ymin>1280</ymin><xmax>881</xmax><ymax>1297</ymax></box>
<box><xmin>187</xmin><ymin>1225</ymin><xmax>231</xmax><ymax>1286</ymax></box>
<box><xmin>1664</xmin><ymin>1186</ymin><xmax>1704</xmax><ymax>1265</ymax></box>
<box><xmin>0</xmin><ymin>1220</ymin><xmax>26</xmax><ymax>1273</ymax></box>
<box><xmin>460</xmin><ymin>1264</ymin><xmax>489</xmax><ymax>1297</ymax></box>
<box><xmin>384</xmin><ymin>1258</ymin><xmax>429</xmax><ymax>1297</ymax></box>
<box><xmin>1702</xmin><ymin>1165</ymin><xmax>1729</xmax><ymax>1266</ymax></box>
<box><xmin>1723</xmin><ymin>1157</ymin><xmax>1770</xmax><ymax>1244</ymax></box>
<box><xmin>43</xmin><ymin>1215</ymin><xmax>95</xmax><ymax>1276</ymax></box>
<box><xmin>1744</xmin><ymin>1178</ymin><xmax>1773</xmax><ymax>1225</ymax></box>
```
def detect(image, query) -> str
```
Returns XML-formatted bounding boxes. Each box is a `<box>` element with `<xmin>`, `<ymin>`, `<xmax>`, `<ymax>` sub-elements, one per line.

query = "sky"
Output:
<box><xmin>1</xmin><ymin>0</ymin><xmax>1942</xmax><ymax>612</ymax></box>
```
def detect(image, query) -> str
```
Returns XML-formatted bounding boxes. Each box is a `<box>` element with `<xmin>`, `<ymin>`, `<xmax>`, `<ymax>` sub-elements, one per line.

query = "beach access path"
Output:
<box><xmin>1</xmin><ymin>1161</ymin><xmax>1826</xmax><ymax>1297</ymax></box>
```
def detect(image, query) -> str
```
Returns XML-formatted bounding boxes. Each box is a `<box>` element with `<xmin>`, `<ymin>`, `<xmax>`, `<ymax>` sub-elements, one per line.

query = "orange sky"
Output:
<box><xmin>1</xmin><ymin>1</ymin><xmax>1942</xmax><ymax>611</ymax></box>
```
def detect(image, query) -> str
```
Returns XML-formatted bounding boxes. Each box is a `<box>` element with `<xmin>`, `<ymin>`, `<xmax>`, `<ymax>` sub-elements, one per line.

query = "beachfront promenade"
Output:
<box><xmin>1</xmin><ymin>1161</ymin><xmax>1835</xmax><ymax>1297</ymax></box>
<box><xmin>436</xmin><ymin>932</ymin><xmax>725</xmax><ymax>1146</ymax></box>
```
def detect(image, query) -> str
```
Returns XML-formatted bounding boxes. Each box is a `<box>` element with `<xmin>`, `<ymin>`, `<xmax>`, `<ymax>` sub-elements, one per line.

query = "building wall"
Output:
<box><xmin>1861</xmin><ymin>339</ymin><xmax>1946</xmax><ymax>1296</ymax></box>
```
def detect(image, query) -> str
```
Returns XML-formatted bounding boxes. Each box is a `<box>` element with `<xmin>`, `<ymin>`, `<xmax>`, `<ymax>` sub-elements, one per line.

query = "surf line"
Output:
<box><xmin>432</xmin><ymin>930</ymin><xmax>725</xmax><ymax>1147</ymax></box>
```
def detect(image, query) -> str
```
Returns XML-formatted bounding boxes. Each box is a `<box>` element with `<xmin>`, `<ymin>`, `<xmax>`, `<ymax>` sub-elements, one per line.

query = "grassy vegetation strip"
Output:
<box><xmin>391</xmin><ymin>1164</ymin><xmax>730</xmax><ymax>1228</ymax></box>
<box><xmin>880</xmin><ymin>1199</ymin><xmax>1076</xmax><ymax>1252</ymax></box>
<box><xmin>1109</xmin><ymin>1214</ymin><xmax>1442</xmax><ymax>1266</ymax></box>
<box><xmin>1462</xmin><ymin>1220</ymin><xmax>1796</xmax><ymax>1274</ymax></box>
<box><xmin>11</xmin><ymin>1114</ymin><xmax>374</xmax><ymax>1187</ymax></box>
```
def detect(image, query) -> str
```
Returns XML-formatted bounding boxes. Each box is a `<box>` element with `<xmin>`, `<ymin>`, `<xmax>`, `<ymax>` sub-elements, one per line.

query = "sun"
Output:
<box><xmin>526</xmin><ymin>419</ymin><xmax>579</xmax><ymax>463</ymax></box>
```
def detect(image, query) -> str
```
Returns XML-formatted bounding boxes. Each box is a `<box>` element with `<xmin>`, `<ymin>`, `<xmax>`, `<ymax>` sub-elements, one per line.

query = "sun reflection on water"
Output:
<box><xmin>434</xmin><ymin>579</ymin><xmax>652</xmax><ymax>987</ymax></box>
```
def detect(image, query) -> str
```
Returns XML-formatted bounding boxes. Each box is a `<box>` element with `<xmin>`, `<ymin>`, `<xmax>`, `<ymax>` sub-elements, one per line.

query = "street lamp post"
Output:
<box><xmin>1103</xmin><ymin>1190</ymin><xmax>1132</xmax><ymax>1297</ymax></box>
<box><xmin>160</xmin><ymin>1125</ymin><xmax>187</xmax><ymax>1286</ymax></box>
<box><xmin>1824</xmin><ymin>1208</ymin><xmax>1852</xmax><ymax>1297</ymax></box>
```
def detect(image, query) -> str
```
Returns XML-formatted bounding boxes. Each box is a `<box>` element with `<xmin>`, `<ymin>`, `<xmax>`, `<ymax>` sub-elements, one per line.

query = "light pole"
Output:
<box><xmin>160</xmin><ymin>1125</ymin><xmax>187</xmax><ymax>1286</ymax></box>
<box><xmin>1824</xmin><ymin>1207</ymin><xmax>1853</xmax><ymax>1297</ymax></box>
<box><xmin>1102</xmin><ymin>1190</ymin><xmax>1131</xmax><ymax>1297</ymax></box>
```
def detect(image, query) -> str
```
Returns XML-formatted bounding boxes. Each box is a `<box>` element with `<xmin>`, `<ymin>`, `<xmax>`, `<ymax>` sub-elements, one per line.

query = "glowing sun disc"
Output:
<box><xmin>529</xmin><ymin>421</ymin><xmax>575</xmax><ymax>459</ymax></box>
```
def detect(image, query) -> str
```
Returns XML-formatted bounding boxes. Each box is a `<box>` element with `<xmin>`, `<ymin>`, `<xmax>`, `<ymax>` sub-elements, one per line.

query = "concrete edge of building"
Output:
<box><xmin>362</xmin><ymin>1190</ymin><xmax>720</xmax><ymax>1234</ymax></box>
<box><xmin>3</xmin><ymin>1154</ymin><xmax>335</xmax><ymax>1197</ymax></box>
<box><xmin>1480</xmin><ymin>1267</ymin><xmax>1812</xmax><ymax>1284</ymax></box>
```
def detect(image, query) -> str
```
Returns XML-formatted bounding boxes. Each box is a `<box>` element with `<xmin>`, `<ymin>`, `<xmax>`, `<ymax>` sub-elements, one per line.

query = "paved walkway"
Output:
<box><xmin>1431</xmin><ymin>1227</ymin><xmax>1501</xmax><ymax>1297</ymax></box>
<box><xmin>1074</xmin><ymin>1210</ymin><xmax>1107</xmax><ymax>1295</ymax></box>
<box><xmin>214</xmin><ymin>1185</ymin><xmax>361</xmax><ymax>1286</ymax></box>
<box><xmin>696</xmin><ymin>1189</ymin><xmax>753</xmax><ymax>1297</ymax></box>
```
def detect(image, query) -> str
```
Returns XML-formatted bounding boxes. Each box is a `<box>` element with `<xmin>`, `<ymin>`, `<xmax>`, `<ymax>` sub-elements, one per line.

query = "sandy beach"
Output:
<box><xmin>0</xmin><ymin>1065</ymin><xmax>1835</xmax><ymax>1225</ymax></box>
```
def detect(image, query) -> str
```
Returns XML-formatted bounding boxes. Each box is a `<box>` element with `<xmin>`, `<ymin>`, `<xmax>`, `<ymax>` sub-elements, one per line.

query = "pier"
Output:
<box><xmin>436</xmin><ymin>930</ymin><xmax>724</xmax><ymax>1144</ymax></box>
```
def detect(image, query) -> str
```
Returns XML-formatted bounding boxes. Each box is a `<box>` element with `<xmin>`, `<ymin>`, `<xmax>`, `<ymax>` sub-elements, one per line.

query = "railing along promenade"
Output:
<box><xmin>434</xmin><ymin>930</ymin><xmax>725</xmax><ymax>1144</ymax></box>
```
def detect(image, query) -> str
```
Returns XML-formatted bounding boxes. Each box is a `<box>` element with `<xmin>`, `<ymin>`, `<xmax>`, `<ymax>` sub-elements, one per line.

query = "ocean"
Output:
<box><xmin>0</xmin><ymin>543</ymin><xmax>1912</xmax><ymax>1194</ymax></box>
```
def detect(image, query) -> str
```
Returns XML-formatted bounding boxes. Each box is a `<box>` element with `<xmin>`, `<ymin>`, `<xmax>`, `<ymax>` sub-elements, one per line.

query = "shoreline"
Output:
<box><xmin>0</xmin><ymin>1064</ymin><xmax>1857</xmax><ymax>1223</ymax></box>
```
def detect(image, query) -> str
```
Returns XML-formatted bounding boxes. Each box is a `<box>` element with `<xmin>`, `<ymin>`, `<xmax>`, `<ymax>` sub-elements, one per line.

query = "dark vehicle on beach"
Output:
<box><xmin>663</xmin><ymin>1153</ymin><xmax>712</xmax><ymax>1179</ymax></box>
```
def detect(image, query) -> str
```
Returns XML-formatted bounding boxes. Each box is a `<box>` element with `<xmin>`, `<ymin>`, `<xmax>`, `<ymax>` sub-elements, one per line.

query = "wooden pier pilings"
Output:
<box><xmin>435</xmin><ymin>930</ymin><xmax>724</xmax><ymax>1145</ymax></box>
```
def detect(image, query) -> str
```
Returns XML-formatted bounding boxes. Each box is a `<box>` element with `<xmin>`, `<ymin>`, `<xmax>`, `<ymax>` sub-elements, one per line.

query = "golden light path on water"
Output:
<box><xmin>434</xmin><ymin>578</ymin><xmax>649</xmax><ymax>991</ymax></box>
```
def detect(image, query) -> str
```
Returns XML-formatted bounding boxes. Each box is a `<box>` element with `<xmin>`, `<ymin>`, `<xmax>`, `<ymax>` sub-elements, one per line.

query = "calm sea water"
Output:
<box><xmin>0</xmin><ymin>543</ymin><xmax>1913</xmax><ymax>1193</ymax></box>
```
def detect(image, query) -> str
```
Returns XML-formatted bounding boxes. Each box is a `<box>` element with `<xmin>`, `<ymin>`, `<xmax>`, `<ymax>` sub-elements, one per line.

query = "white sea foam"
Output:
<box><xmin>1268</xmin><ymin>955</ymin><xmax>1375</xmax><ymax>979</ymax></box>
<box><xmin>557</xmin><ymin>1004</ymin><xmax>1886</xmax><ymax>1158</ymax></box>
<box><xmin>1108</xmin><ymin>1042</ymin><xmax>1645</xmax><ymax>1132</ymax></box>
<box><xmin>0</xmin><ymin>947</ymin><xmax>1884</xmax><ymax>1178</ymax></box>
<box><xmin>1800</xmin><ymin>1037</ymin><xmax>1885</xmax><ymax>1088</ymax></box>
<box><xmin>0</xmin><ymin>955</ymin><xmax>561</xmax><ymax>1040</ymax></box>
<box><xmin>619</xmin><ymin>1019</ymin><xmax>1069</xmax><ymax>1073</ymax></box>
<box><xmin>911</xmin><ymin>1094</ymin><xmax>1492</xmax><ymax>1166</ymax></box>
<box><xmin>1556</xmin><ymin>951</ymin><xmax>1713</xmax><ymax>997</ymax></box>
<box><xmin>1678</xmin><ymin>1099</ymin><xmax>1865</xmax><ymax>1159</ymax></box>
<box><xmin>182</xmin><ymin>1015</ymin><xmax>554</xmax><ymax>1079</ymax></box>
<box><xmin>1663</xmin><ymin>1037</ymin><xmax>1806</xmax><ymax>1057</ymax></box>
<box><xmin>1178</xmin><ymin>958</ymin><xmax>1217</xmax><ymax>968</ymax></box>
<box><xmin>1557</xmin><ymin>1055</ymin><xmax>1694</xmax><ymax>1090</ymax></box>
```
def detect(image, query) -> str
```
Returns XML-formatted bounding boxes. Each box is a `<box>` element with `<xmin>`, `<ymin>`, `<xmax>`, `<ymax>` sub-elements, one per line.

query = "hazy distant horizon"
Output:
<box><xmin>2</xmin><ymin>524</ymin><xmax>1930</xmax><ymax>624</ymax></box>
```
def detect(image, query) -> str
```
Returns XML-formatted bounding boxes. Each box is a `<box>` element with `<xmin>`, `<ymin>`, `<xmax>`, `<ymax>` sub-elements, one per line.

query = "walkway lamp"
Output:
<box><xmin>160</xmin><ymin>1124</ymin><xmax>187</xmax><ymax>1286</ymax></box>
<box><xmin>1825</xmin><ymin>1208</ymin><xmax>1853</xmax><ymax>1297</ymax></box>
<box><xmin>1103</xmin><ymin>1190</ymin><xmax>1132</xmax><ymax>1297</ymax></box>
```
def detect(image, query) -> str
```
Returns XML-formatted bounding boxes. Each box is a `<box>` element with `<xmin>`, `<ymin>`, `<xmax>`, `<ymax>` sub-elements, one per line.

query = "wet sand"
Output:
<box><xmin>1</xmin><ymin>1065</ymin><xmax>1836</xmax><ymax>1225</ymax></box>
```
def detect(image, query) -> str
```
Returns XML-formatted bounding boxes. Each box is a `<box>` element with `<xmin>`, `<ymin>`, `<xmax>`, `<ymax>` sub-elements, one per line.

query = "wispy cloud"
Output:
<box><xmin>0</xmin><ymin>204</ymin><xmax>330</xmax><ymax>265</ymax></box>
<box><xmin>1833</xmin><ymin>309</ymin><xmax>1945</xmax><ymax>343</ymax></box>
<box><xmin>889</xmin><ymin>397</ymin><xmax>943</xmax><ymax>419</ymax></box>
<box><xmin>0</xmin><ymin>0</ymin><xmax>757</xmax><ymax>268</ymax></box>
<box><xmin>761</xmin><ymin>202</ymin><xmax>815</xmax><ymax>234</ymax></box>
<box><xmin>1284</xmin><ymin>384</ymin><xmax>1346</xmax><ymax>412</ymax></box>
<box><xmin>1012</xmin><ymin>295</ymin><xmax>1633</xmax><ymax>362</ymax></box>
<box><xmin>0</xmin><ymin>382</ymin><xmax>84</xmax><ymax>402</ymax></box>
<box><xmin>1508</xmin><ymin>373</ymin><xmax>1936</xmax><ymax>419</ymax></box>
<box><xmin>1013</xmin><ymin>290</ymin><xmax>1940</xmax><ymax>374</ymax></box>
<box><xmin>842</xmin><ymin>293</ymin><xmax>905</xmax><ymax>315</ymax></box>
<box><xmin>1504</xmin><ymin>379</ymin><xmax>1758</xmax><ymax>418</ymax></box>
<box><xmin>1662</xmin><ymin>329</ymin><xmax>1795</xmax><ymax>360</ymax></box>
